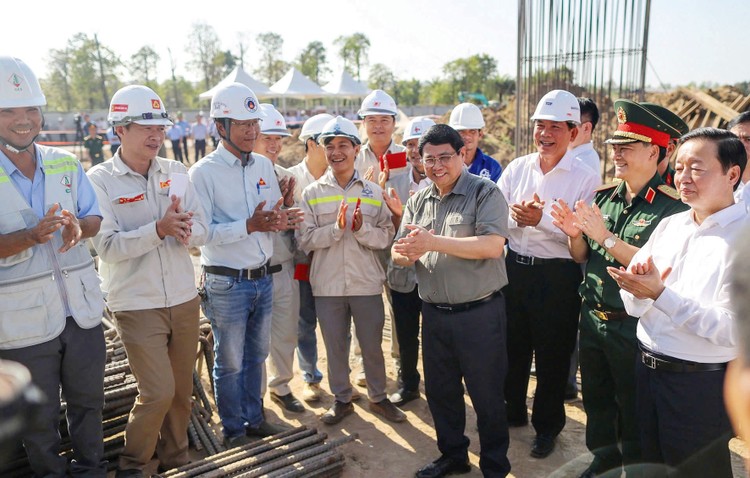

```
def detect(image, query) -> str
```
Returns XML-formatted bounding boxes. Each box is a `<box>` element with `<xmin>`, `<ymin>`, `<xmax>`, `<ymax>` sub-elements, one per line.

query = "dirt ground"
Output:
<box><xmin>82</xmin><ymin>139</ymin><xmax>748</xmax><ymax>478</ymax></box>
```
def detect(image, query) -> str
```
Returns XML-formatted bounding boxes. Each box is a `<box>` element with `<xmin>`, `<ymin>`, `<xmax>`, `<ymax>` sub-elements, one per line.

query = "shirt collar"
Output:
<box><xmin>694</xmin><ymin>201</ymin><xmax>748</xmax><ymax>229</ymax></box>
<box><xmin>111</xmin><ymin>153</ymin><xmax>168</xmax><ymax>177</ymax></box>
<box><xmin>365</xmin><ymin>140</ymin><xmax>398</xmax><ymax>156</ymax></box>
<box><xmin>537</xmin><ymin>149</ymin><xmax>576</xmax><ymax>172</ymax></box>
<box><xmin>322</xmin><ymin>168</ymin><xmax>361</xmax><ymax>190</ymax></box>
<box><xmin>428</xmin><ymin>170</ymin><xmax>470</xmax><ymax>199</ymax></box>
<box><xmin>569</xmin><ymin>142</ymin><xmax>595</xmax><ymax>156</ymax></box>
<box><xmin>0</xmin><ymin>149</ymin><xmax>42</xmax><ymax>178</ymax></box>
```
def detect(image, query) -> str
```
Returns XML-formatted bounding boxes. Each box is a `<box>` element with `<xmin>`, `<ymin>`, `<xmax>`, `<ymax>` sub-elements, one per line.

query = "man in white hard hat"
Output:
<box><xmin>298</xmin><ymin>116</ymin><xmax>406</xmax><ymax>425</ymax></box>
<box><xmin>354</xmin><ymin>89</ymin><xmax>405</xmax><ymax>177</ymax></box>
<box><xmin>189</xmin><ymin>83</ymin><xmax>302</xmax><ymax>447</ymax></box>
<box><xmin>449</xmin><ymin>102</ymin><xmax>503</xmax><ymax>182</ymax></box>
<box><xmin>87</xmin><ymin>85</ymin><xmax>208</xmax><ymax>477</ymax></box>
<box><xmin>252</xmin><ymin>104</ymin><xmax>305</xmax><ymax>413</ymax></box>
<box><xmin>498</xmin><ymin>89</ymin><xmax>599</xmax><ymax>459</ymax></box>
<box><xmin>381</xmin><ymin>116</ymin><xmax>434</xmax><ymax>407</ymax></box>
<box><xmin>288</xmin><ymin>113</ymin><xmax>332</xmax><ymax>402</ymax></box>
<box><xmin>0</xmin><ymin>56</ymin><xmax>107</xmax><ymax>477</ymax></box>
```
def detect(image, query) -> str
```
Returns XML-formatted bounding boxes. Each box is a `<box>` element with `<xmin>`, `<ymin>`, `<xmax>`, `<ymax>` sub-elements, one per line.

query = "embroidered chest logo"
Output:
<box><xmin>361</xmin><ymin>185</ymin><xmax>374</xmax><ymax>198</ymax></box>
<box><xmin>119</xmin><ymin>193</ymin><xmax>145</xmax><ymax>204</ymax></box>
<box><xmin>479</xmin><ymin>168</ymin><xmax>491</xmax><ymax>179</ymax></box>
<box><xmin>159</xmin><ymin>179</ymin><xmax>171</xmax><ymax>189</ymax></box>
<box><xmin>60</xmin><ymin>175</ymin><xmax>71</xmax><ymax>193</ymax></box>
<box><xmin>632</xmin><ymin>218</ymin><xmax>652</xmax><ymax>227</ymax></box>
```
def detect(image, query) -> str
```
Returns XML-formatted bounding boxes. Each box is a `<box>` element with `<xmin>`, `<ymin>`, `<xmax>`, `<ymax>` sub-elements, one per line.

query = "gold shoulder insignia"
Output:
<box><xmin>595</xmin><ymin>181</ymin><xmax>619</xmax><ymax>192</ymax></box>
<box><xmin>657</xmin><ymin>184</ymin><xmax>681</xmax><ymax>200</ymax></box>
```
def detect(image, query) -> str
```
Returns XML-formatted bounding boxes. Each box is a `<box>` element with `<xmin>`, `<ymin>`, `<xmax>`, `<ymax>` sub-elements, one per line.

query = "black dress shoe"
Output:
<box><xmin>415</xmin><ymin>455</ymin><xmax>471</xmax><ymax>478</ymax></box>
<box><xmin>530</xmin><ymin>433</ymin><xmax>556</xmax><ymax>458</ymax></box>
<box><xmin>390</xmin><ymin>388</ymin><xmax>420</xmax><ymax>406</ymax></box>
<box><xmin>507</xmin><ymin>417</ymin><xmax>528</xmax><ymax>427</ymax></box>
<box><xmin>578</xmin><ymin>466</ymin><xmax>597</xmax><ymax>478</ymax></box>
<box><xmin>270</xmin><ymin>391</ymin><xmax>305</xmax><ymax>413</ymax></box>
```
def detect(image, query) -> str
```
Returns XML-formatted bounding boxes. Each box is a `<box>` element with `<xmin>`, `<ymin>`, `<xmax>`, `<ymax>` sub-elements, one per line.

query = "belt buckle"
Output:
<box><xmin>642</xmin><ymin>353</ymin><xmax>657</xmax><ymax>369</ymax></box>
<box><xmin>516</xmin><ymin>254</ymin><xmax>533</xmax><ymax>266</ymax></box>
<box><xmin>593</xmin><ymin>310</ymin><xmax>608</xmax><ymax>321</ymax></box>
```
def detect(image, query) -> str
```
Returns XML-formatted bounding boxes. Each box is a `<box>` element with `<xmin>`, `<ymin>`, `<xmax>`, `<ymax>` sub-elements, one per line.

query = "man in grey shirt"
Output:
<box><xmin>392</xmin><ymin>124</ymin><xmax>511</xmax><ymax>478</ymax></box>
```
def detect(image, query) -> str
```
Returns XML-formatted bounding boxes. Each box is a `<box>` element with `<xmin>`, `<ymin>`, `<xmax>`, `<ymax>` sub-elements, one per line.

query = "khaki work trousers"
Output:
<box><xmin>113</xmin><ymin>296</ymin><xmax>200</xmax><ymax>471</ymax></box>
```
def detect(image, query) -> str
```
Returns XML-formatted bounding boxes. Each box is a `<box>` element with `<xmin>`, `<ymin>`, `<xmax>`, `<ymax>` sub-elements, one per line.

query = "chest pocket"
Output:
<box><xmin>622</xmin><ymin>216</ymin><xmax>656</xmax><ymax>248</ymax></box>
<box><xmin>444</xmin><ymin>213</ymin><xmax>475</xmax><ymax>238</ymax></box>
<box><xmin>310</xmin><ymin>201</ymin><xmax>340</xmax><ymax>227</ymax></box>
<box><xmin>359</xmin><ymin>202</ymin><xmax>380</xmax><ymax>224</ymax></box>
<box><xmin>112</xmin><ymin>190</ymin><xmax>150</xmax><ymax>231</ymax></box>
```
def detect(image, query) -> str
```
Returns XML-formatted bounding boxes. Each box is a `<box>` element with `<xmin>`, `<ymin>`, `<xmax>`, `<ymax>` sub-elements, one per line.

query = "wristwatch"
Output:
<box><xmin>603</xmin><ymin>235</ymin><xmax>617</xmax><ymax>249</ymax></box>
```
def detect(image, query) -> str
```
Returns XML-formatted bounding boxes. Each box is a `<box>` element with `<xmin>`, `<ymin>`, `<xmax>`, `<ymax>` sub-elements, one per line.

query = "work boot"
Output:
<box><xmin>369</xmin><ymin>398</ymin><xmax>407</xmax><ymax>423</ymax></box>
<box><xmin>270</xmin><ymin>391</ymin><xmax>305</xmax><ymax>413</ymax></box>
<box><xmin>302</xmin><ymin>382</ymin><xmax>323</xmax><ymax>402</ymax></box>
<box><xmin>246</xmin><ymin>420</ymin><xmax>291</xmax><ymax>438</ymax></box>
<box><xmin>320</xmin><ymin>400</ymin><xmax>354</xmax><ymax>425</ymax></box>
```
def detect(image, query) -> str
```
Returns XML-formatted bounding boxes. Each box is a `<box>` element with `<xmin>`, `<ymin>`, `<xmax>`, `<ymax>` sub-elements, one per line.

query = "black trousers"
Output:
<box><xmin>194</xmin><ymin>139</ymin><xmax>206</xmax><ymax>160</ymax></box>
<box><xmin>422</xmin><ymin>294</ymin><xmax>510</xmax><ymax>477</ymax></box>
<box><xmin>170</xmin><ymin>139</ymin><xmax>183</xmax><ymax>163</ymax></box>
<box><xmin>391</xmin><ymin>286</ymin><xmax>422</xmax><ymax>391</ymax></box>
<box><xmin>636</xmin><ymin>357</ymin><xmax>732</xmax><ymax>477</ymax></box>
<box><xmin>0</xmin><ymin>317</ymin><xmax>107</xmax><ymax>477</ymax></box>
<box><xmin>503</xmin><ymin>256</ymin><xmax>581</xmax><ymax>437</ymax></box>
<box><xmin>181</xmin><ymin>137</ymin><xmax>189</xmax><ymax>161</ymax></box>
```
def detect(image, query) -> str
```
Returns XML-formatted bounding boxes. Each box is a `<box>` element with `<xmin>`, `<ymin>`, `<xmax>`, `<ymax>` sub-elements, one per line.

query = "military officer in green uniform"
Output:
<box><xmin>551</xmin><ymin>99</ymin><xmax>689</xmax><ymax>478</ymax></box>
<box><xmin>641</xmin><ymin>102</ymin><xmax>689</xmax><ymax>187</ymax></box>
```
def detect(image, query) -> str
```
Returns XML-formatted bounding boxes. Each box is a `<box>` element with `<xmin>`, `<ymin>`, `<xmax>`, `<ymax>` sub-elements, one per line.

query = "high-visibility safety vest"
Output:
<box><xmin>0</xmin><ymin>146</ymin><xmax>104</xmax><ymax>350</ymax></box>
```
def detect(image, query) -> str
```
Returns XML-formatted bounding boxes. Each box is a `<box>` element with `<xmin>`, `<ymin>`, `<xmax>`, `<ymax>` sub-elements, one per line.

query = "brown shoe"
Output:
<box><xmin>369</xmin><ymin>398</ymin><xmax>407</xmax><ymax>423</ymax></box>
<box><xmin>320</xmin><ymin>400</ymin><xmax>354</xmax><ymax>425</ymax></box>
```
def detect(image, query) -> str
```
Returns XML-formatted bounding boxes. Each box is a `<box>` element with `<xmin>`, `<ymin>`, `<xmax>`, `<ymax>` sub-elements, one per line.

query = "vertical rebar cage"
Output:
<box><xmin>515</xmin><ymin>0</ymin><xmax>652</xmax><ymax>179</ymax></box>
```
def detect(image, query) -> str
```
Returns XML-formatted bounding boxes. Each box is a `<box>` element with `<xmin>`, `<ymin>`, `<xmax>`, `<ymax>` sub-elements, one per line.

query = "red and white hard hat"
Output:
<box><xmin>108</xmin><ymin>85</ymin><xmax>172</xmax><ymax>127</ymax></box>
<box><xmin>210</xmin><ymin>83</ymin><xmax>265</xmax><ymax>121</ymax></box>
<box><xmin>0</xmin><ymin>56</ymin><xmax>46</xmax><ymax>108</ymax></box>
<box><xmin>357</xmin><ymin>89</ymin><xmax>398</xmax><ymax>117</ymax></box>
<box><xmin>531</xmin><ymin>89</ymin><xmax>581</xmax><ymax>124</ymax></box>
<box><xmin>259</xmin><ymin>104</ymin><xmax>290</xmax><ymax>137</ymax></box>
<box><xmin>402</xmin><ymin>117</ymin><xmax>436</xmax><ymax>144</ymax></box>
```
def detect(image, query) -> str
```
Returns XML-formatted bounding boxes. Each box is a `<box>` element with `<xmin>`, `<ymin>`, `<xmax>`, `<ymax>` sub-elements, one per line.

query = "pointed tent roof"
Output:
<box><xmin>269</xmin><ymin>67</ymin><xmax>330</xmax><ymax>99</ymax></box>
<box><xmin>322</xmin><ymin>70</ymin><xmax>371</xmax><ymax>98</ymax></box>
<box><xmin>198</xmin><ymin>66</ymin><xmax>273</xmax><ymax>100</ymax></box>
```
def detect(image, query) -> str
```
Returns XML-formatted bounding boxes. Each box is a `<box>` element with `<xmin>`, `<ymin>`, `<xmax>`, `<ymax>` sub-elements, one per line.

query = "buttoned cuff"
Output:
<box><xmin>653</xmin><ymin>286</ymin><xmax>681</xmax><ymax>322</ymax></box>
<box><xmin>232</xmin><ymin>219</ymin><xmax>249</xmax><ymax>239</ymax></box>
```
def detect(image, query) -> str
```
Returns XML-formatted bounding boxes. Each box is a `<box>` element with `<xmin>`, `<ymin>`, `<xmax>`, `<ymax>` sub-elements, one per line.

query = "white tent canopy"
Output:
<box><xmin>321</xmin><ymin>70</ymin><xmax>370</xmax><ymax>98</ymax></box>
<box><xmin>269</xmin><ymin>67</ymin><xmax>330</xmax><ymax>100</ymax></box>
<box><xmin>198</xmin><ymin>66</ymin><xmax>273</xmax><ymax>100</ymax></box>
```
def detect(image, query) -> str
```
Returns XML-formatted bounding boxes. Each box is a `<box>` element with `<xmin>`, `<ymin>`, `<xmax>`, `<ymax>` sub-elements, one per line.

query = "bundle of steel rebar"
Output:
<box><xmin>158</xmin><ymin>428</ymin><xmax>357</xmax><ymax>478</ymax></box>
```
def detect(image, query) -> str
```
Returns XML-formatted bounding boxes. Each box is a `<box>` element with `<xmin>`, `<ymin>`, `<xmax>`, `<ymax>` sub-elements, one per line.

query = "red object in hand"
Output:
<box><xmin>379</xmin><ymin>151</ymin><xmax>407</xmax><ymax>171</ymax></box>
<box><xmin>294</xmin><ymin>263</ymin><xmax>310</xmax><ymax>281</ymax></box>
<box><xmin>352</xmin><ymin>197</ymin><xmax>361</xmax><ymax>231</ymax></box>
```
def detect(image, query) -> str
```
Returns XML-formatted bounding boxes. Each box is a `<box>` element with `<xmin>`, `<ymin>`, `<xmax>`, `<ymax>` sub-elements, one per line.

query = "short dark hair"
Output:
<box><xmin>727</xmin><ymin>111</ymin><xmax>750</xmax><ymax>131</ymax></box>
<box><xmin>418</xmin><ymin>124</ymin><xmax>464</xmax><ymax>156</ymax></box>
<box><xmin>679</xmin><ymin>127</ymin><xmax>747</xmax><ymax>190</ymax></box>
<box><xmin>578</xmin><ymin>97</ymin><xmax>600</xmax><ymax>131</ymax></box>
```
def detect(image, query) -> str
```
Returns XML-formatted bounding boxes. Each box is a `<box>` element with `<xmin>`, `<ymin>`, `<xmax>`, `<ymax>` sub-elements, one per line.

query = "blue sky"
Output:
<box><xmin>5</xmin><ymin>0</ymin><xmax>746</xmax><ymax>90</ymax></box>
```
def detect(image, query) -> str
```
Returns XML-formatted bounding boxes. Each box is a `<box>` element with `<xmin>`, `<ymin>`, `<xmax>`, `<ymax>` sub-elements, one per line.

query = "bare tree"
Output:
<box><xmin>296</xmin><ymin>41</ymin><xmax>329</xmax><ymax>84</ymax></box>
<box><xmin>254</xmin><ymin>32</ymin><xmax>287</xmax><ymax>84</ymax></box>
<box><xmin>129</xmin><ymin>45</ymin><xmax>161</xmax><ymax>87</ymax></box>
<box><xmin>334</xmin><ymin>33</ymin><xmax>370</xmax><ymax>81</ymax></box>
<box><xmin>186</xmin><ymin>22</ymin><xmax>223</xmax><ymax>90</ymax></box>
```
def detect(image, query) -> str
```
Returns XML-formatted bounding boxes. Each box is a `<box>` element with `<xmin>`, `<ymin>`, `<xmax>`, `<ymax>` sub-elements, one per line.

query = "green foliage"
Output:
<box><xmin>129</xmin><ymin>46</ymin><xmax>160</xmax><ymax>88</ymax></box>
<box><xmin>334</xmin><ymin>33</ymin><xmax>370</xmax><ymax>81</ymax></box>
<box><xmin>368</xmin><ymin>63</ymin><xmax>395</xmax><ymax>91</ymax></box>
<box><xmin>186</xmin><ymin>22</ymin><xmax>223</xmax><ymax>91</ymax></box>
<box><xmin>255</xmin><ymin>32</ymin><xmax>288</xmax><ymax>84</ymax></box>
<box><xmin>157</xmin><ymin>77</ymin><xmax>200</xmax><ymax>111</ymax></box>
<box><xmin>296</xmin><ymin>41</ymin><xmax>329</xmax><ymax>84</ymax></box>
<box><xmin>393</xmin><ymin>79</ymin><xmax>423</xmax><ymax>106</ymax></box>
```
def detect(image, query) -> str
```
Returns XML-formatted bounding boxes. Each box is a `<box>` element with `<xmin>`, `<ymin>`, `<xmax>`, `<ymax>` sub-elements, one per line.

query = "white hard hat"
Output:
<box><xmin>210</xmin><ymin>82</ymin><xmax>264</xmax><ymax>121</ymax></box>
<box><xmin>299</xmin><ymin>113</ymin><xmax>334</xmax><ymax>143</ymax></box>
<box><xmin>318</xmin><ymin>116</ymin><xmax>361</xmax><ymax>145</ymax></box>
<box><xmin>449</xmin><ymin>103</ymin><xmax>485</xmax><ymax>130</ymax></box>
<box><xmin>531</xmin><ymin>89</ymin><xmax>581</xmax><ymax>124</ymax></box>
<box><xmin>108</xmin><ymin>85</ymin><xmax>172</xmax><ymax>127</ymax></box>
<box><xmin>402</xmin><ymin>117</ymin><xmax>437</xmax><ymax>144</ymax></box>
<box><xmin>0</xmin><ymin>56</ymin><xmax>46</xmax><ymax>108</ymax></box>
<box><xmin>259</xmin><ymin>104</ymin><xmax>290</xmax><ymax>137</ymax></box>
<box><xmin>357</xmin><ymin>89</ymin><xmax>398</xmax><ymax>117</ymax></box>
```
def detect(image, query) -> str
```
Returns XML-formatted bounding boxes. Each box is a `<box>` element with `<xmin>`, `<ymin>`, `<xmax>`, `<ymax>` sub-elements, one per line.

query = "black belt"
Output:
<box><xmin>592</xmin><ymin>309</ymin><xmax>631</xmax><ymax>321</ymax></box>
<box><xmin>639</xmin><ymin>347</ymin><xmax>727</xmax><ymax>373</ymax></box>
<box><xmin>430</xmin><ymin>290</ymin><xmax>503</xmax><ymax>313</ymax></box>
<box><xmin>507</xmin><ymin>249</ymin><xmax>575</xmax><ymax>266</ymax></box>
<box><xmin>204</xmin><ymin>262</ymin><xmax>281</xmax><ymax>280</ymax></box>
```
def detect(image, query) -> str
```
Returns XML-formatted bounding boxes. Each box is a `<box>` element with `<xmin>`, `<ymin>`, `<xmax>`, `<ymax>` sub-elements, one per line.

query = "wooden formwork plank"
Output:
<box><xmin>679</xmin><ymin>88</ymin><xmax>740</xmax><ymax>122</ymax></box>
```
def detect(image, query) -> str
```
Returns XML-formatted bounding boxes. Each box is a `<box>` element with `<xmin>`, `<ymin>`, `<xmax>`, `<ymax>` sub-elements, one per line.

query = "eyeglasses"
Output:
<box><xmin>422</xmin><ymin>153</ymin><xmax>457</xmax><ymax>167</ymax></box>
<box><xmin>230</xmin><ymin>119</ymin><xmax>260</xmax><ymax>130</ymax></box>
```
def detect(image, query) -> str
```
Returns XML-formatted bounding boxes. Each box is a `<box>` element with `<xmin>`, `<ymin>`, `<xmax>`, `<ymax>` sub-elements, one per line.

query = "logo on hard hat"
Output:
<box><xmin>245</xmin><ymin>97</ymin><xmax>257</xmax><ymax>112</ymax></box>
<box><xmin>151</xmin><ymin>99</ymin><xmax>161</xmax><ymax>109</ymax></box>
<box><xmin>111</xmin><ymin>104</ymin><xmax>128</xmax><ymax>112</ymax></box>
<box><xmin>373</xmin><ymin>101</ymin><xmax>381</xmax><ymax>107</ymax></box>
<box><xmin>414</xmin><ymin>126</ymin><xmax>421</xmax><ymax>133</ymax></box>
<box><xmin>333</xmin><ymin>123</ymin><xmax>342</xmax><ymax>133</ymax></box>
<box><xmin>275</xmin><ymin>120</ymin><xmax>282</xmax><ymax>126</ymax></box>
<box><xmin>8</xmin><ymin>73</ymin><xmax>22</xmax><ymax>89</ymax></box>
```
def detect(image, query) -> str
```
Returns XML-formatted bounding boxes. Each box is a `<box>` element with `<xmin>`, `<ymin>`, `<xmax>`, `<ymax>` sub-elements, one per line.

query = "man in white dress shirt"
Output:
<box><xmin>610</xmin><ymin>127</ymin><xmax>748</xmax><ymax>477</ymax></box>
<box><xmin>568</xmin><ymin>97</ymin><xmax>601</xmax><ymax>175</ymax></box>
<box><xmin>498</xmin><ymin>89</ymin><xmax>600</xmax><ymax>459</ymax></box>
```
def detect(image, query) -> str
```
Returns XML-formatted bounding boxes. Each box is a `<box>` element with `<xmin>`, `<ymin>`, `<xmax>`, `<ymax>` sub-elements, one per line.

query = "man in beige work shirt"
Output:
<box><xmin>88</xmin><ymin>85</ymin><xmax>207</xmax><ymax>478</ymax></box>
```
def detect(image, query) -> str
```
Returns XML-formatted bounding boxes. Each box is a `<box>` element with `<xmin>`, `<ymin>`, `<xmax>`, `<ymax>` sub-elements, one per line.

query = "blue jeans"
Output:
<box><xmin>296</xmin><ymin>280</ymin><xmax>323</xmax><ymax>384</ymax></box>
<box><xmin>202</xmin><ymin>273</ymin><xmax>272</xmax><ymax>438</ymax></box>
